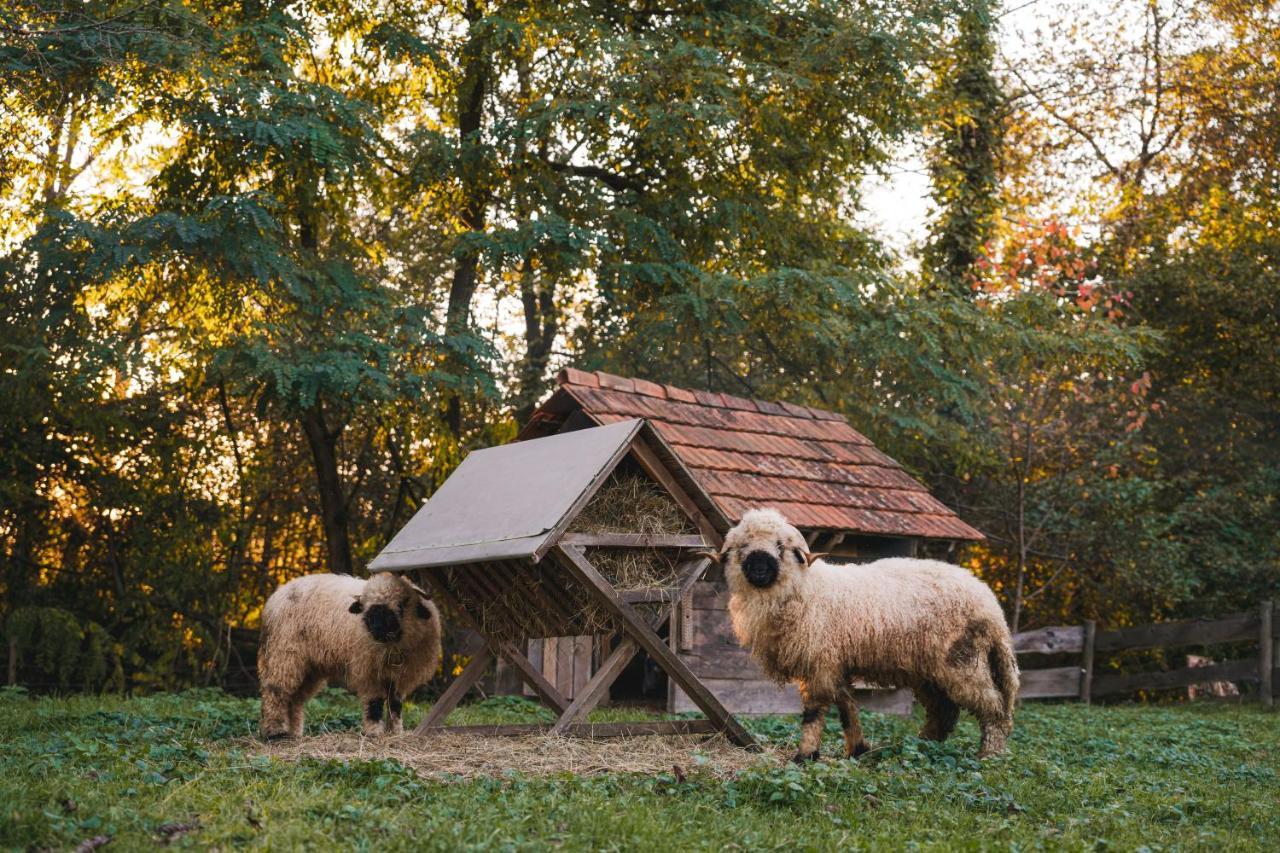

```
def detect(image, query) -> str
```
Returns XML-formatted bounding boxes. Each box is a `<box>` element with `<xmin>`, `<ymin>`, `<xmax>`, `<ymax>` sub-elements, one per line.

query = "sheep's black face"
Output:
<box><xmin>741</xmin><ymin>549</ymin><xmax>780</xmax><ymax>589</ymax></box>
<box><xmin>363</xmin><ymin>604</ymin><xmax>402</xmax><ymax>643</ymax></box>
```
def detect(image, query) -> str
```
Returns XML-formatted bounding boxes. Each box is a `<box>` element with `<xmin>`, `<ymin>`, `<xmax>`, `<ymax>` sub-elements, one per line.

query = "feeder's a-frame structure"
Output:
<box><xmin>368</xmin><ymin>418</ymin><xmax>756</xmax><ymax>748</ymax></box>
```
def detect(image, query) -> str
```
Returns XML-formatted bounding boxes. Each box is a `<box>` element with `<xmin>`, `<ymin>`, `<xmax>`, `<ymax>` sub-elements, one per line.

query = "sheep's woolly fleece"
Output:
<box><xmin>255</xmin><ymin>732</ymin><xmax>786</xmax><ymax>779</ymax></box>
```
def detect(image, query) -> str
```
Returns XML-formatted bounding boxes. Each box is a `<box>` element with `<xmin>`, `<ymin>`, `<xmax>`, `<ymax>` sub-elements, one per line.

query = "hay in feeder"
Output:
<box><xmin>585</xmin><ymin>546</ymin><xmax>681</xmax><ymax>593</ymax></box>
<box><xmin>566</xmin><ymin>464</ymin><xmax>695</xmax><ymax>597</ymax></box>
<box><xmin>569</xmin><ymin>466</ymin><xmax>696</xmax><ymax>537</ymax></box>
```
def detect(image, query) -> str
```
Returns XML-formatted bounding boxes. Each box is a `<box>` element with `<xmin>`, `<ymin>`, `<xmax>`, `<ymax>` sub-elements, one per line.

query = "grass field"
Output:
<box><xmin>2</xmin><ymin>687</ymin><xmax>1277</xmax><ymax>851</ymax></box>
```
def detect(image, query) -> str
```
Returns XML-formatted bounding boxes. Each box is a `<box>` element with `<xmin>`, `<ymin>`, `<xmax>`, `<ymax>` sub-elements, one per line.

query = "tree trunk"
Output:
<box><xmin>514</xmin><ymin>261</ymin><xmax>558</xmax><ymax>426</ymax></box>
<box><xmin>301</xmin><ymin>404</ymin><xmax>354</xmax><ymax>575</ymax></box>
<box><xmin>1011</xmin><ymin>477</ymin><xmax>1027</xmax><ymax>633</ymax></box>
<box><xmin>442</xmin><ymin>0</ymin><xmax>492</xmax><ymax>436</ymax></box>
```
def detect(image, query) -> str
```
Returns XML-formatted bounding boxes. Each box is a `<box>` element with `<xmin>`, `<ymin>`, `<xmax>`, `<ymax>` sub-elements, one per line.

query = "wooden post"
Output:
<box><xmin>1079</xmin><ymin>620</ymin><xmax>1096</xmax><ymax>705</ymax></box>
<box><xmin>1260</xmin><ymin>600</ymin><xmax>1273</xmax><ymax>708</ymax></box>
<box><xmin>7</xmin><ymin>637</ymin><xmax>16</xmax><ymax>687</ymax></box>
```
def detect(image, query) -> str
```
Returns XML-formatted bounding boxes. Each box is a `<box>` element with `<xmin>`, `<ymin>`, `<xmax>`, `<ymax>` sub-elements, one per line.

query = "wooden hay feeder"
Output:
<box><xmin>368</xmin><ymin>419</ymin><xmax>756</xmax><ymax>749</ymax></box>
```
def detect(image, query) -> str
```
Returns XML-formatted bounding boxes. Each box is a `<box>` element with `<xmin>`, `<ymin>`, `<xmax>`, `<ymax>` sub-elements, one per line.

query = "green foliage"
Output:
<box><xmin>0</xmin><ymin>691</ymin><xmax>1277</xmax><ymax>849</ymax></box>
<box><xmin>4</xmin><ymin>608</ymin><xmax>122</xmax><ymax>692</ymax></box>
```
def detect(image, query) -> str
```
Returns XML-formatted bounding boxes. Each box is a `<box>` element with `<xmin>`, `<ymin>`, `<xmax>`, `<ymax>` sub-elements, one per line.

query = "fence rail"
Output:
<box><xmin>1014</xmin><ymin>598</ymin><xmax>1278</xmax><ymax>705</ymax></box>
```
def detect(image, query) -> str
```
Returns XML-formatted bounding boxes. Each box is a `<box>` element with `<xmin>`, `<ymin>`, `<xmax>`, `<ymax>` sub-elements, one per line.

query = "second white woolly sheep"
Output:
<box><xmin>258</xmin><ymin>572</ymin><xmax>442</xmax><ymax>738</ymax></box>
<box><xmin>710</xmin><ymin>509</ymin><xmax>1018</xmax><ymax>760</ymax></box>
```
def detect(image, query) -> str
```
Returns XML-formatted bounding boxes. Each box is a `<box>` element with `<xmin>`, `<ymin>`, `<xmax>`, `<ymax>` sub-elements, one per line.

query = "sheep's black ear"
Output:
<box><xmin>348</xmin><ymin>599</ymin><xmax>363</xmax><ymax>614</ymax></box>
<box><xmin>416</xmin><ymin>599</ymin><xmax>432</xmax><ymax>620</ymax></box>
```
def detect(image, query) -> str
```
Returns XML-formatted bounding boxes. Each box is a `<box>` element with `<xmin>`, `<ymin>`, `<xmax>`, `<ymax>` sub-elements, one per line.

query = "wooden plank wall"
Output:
<box><xmin>526</xmin><ymin>636</ymin><xmax>593</xmax><ymax>700</ymax></box>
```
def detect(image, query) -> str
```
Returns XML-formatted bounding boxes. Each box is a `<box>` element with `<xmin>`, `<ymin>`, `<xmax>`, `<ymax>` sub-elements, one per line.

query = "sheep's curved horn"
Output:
<box><xmin>694</xmin><ymin>550</ymin><xmax>722</xmax><ymax>564</ymax></box>
<box><xmin>403</xmin><ymin>578</ymin><xmax>432</xmax><ymax>599</ymax></box>
<box><xmin>805</xmin><ymin>552</ymin><xmax>828</xmax><ymax>567</ymax></box>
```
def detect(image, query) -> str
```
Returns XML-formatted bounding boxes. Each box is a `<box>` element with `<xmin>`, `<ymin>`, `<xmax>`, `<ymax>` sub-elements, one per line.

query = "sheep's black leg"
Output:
<box><xmin>793</xmin><ymin>683</ymin><xmax>829</xmax><ymax>762</ymax></box>
<box><xmin>363</xmin><ymin>697</ymin><xmax>385</xmax><ymax>736</ymax></box>
<box><xmin>916</xmin><ymin>680</ymin><xmax>960</xmax><ymax>742</ymax></box>
<box><xmin>835</xmin><ymin>687</ymin><xmax>870</xmax><ymax>759</ymax></box>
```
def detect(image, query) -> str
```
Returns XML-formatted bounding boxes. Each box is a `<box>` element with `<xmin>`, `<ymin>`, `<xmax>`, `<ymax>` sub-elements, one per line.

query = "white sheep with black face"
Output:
<box><xmin>258</xmin><ymin>572</ymin><xmax>442</xmax><ymax>739</ymax></box>
<box><xmin>711</xmin><ymin>509</ymin><xmax>1018</xmax><ymax>760</ymax></box>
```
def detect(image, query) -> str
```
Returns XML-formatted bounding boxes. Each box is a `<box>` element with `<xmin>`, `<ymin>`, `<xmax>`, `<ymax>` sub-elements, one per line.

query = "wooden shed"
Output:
<box><xmin>518</xmin><ymin>368</ymin><xmax>985</xmax><ymax>715</ymax></box>
<box><xmin>368</xmin><ymin>417</ymin><xmax>755</xmax><ymax>746</ymax></box>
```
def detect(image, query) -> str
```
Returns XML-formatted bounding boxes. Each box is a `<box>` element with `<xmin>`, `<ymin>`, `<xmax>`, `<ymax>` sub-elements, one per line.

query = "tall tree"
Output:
<box><xmin>925</xmin><ymin>0</ymin><xmax>1004</xmax><ymax>294</ymax></box>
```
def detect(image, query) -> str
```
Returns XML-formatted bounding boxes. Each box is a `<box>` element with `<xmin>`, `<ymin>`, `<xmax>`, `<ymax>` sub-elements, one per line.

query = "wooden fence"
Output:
<box><xmin>1015</xmin><ymin>599</ymin><xmax>1278</xmax><ymax>705</ymax></box>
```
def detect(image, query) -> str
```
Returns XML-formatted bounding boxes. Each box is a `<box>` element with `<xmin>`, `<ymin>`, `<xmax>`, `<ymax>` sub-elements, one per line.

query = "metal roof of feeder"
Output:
<box><xmin>368</xmin><ymin>418</ymin><xmax>726</xmax><ymax>572</ymax></box>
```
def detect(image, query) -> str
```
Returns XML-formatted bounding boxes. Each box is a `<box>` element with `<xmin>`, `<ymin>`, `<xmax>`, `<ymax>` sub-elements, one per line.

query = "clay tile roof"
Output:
<box><xmin>535</xmin><ymin>369</ymin><xmax>983</xmax><ymax>541</ymax></box>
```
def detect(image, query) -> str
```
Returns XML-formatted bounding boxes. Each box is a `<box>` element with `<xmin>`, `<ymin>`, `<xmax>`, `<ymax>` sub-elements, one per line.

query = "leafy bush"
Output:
<box><xmin>4</xmin><ymin>607</ymin><xmax>122</xmax><ymax>692</ymax></box>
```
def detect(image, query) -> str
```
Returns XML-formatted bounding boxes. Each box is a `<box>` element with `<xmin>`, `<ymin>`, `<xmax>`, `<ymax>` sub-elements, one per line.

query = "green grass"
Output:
<box><xmin>2</xmin><ymin>687</ymin><xmax>1277</xmax><ymax>851</ymax></box>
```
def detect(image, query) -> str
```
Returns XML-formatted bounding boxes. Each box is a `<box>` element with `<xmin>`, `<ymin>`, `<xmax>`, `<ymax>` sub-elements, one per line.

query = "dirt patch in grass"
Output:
<box><xmin>256</xmin><ymin>731</ymin><xmax>784</xmax><ymax>779</ymax></box>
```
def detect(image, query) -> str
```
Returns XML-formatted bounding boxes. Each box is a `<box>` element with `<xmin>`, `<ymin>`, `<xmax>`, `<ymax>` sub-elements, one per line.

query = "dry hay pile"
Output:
<box><xmin>570</xmin><ymin>467</ymin><xmax>696</xmax><ymax>537</ymax></box>
<box><xmin>257</xmin><ymin>731</ymin><xmax>783</xmax><ymax>780</ymax></box>
<box><xmin>569</xmin><ymin>467</ymin><xmax>695</xmax><ymax>596</ymax></box>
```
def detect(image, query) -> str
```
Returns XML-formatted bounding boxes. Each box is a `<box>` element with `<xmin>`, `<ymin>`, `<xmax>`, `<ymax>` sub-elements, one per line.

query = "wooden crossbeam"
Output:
<box><xmin>559</xmin><ymin>532</ymin><xmax>708</xmax><ymax>548</ymax></box>
<box><xmin>554</xmin><ymin>544</ymin><xmax>756</xmax><ymax>750</ymax></box>
<box><xmin>415</xmin><ymin>646</ymin><xmax>492</xmax><ymax>732</ymax></box>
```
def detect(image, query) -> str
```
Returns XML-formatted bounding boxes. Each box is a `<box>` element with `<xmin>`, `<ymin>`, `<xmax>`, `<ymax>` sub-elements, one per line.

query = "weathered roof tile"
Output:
<box><xmin>596</xmin><ymin>372</ymin><xmax>636</xmax><ymax>393</ymax></box>
<box><xmin>631</xmin><ymin>377</ymin><xmax>667</xmax><ymax>398</ymax></box>
<box><xmin>557</xmin><ymin>367</ymin><xmax>600</xmax><ymax>388</ymax></box>
<box><xmin>665</xmin><ymin>383</ymin><xmax>698</xmax><ymax>403</ymax></box>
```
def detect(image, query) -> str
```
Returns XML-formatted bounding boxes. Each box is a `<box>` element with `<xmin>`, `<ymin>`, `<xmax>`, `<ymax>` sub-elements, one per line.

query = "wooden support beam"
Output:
<box><xmin>1261</xmin><ymin>600</ymin><xmax>1273</xmax><ymax>708</ymax></box>
<box><xmin>554</xmin><ymin>544</ymin><xmax>756</xmax><ymax>749</ymax></box>
<box><xmin>559</xmin><ymin>533</ymin><xmax>708</xmax><ymax>549</ymax></box>
<box><xmin>1080</xmin><ymin>620</ymin><xmax>1096</xmax><ymax>705</ymax></box>
<box><xmin>672</xmin><ymin>557</ymin><xmax>710</xmax><ymax>654</ymax></box>
<box><xmin>419</xmin><ymin>720</ymin><xmax>718</xmax><ymax>738</ymax></box>
<box><xmin>415</xmin><ymin>647</ymin><xmax>493</xmax><ymax>732</ymax></box>
<box><xmin>674</xmin><ymin>557</ymin><xmax>712</xmax><ymax>596</ymax></box>
<box><xmin>620</xmin><ymin>589</ymin><xmax>674</xmax><ymax>604</ymax></box>
<box><xmin>549</xmin><ymin>639</ymin><xmax>641</xmax><ymax>734</ymax></box>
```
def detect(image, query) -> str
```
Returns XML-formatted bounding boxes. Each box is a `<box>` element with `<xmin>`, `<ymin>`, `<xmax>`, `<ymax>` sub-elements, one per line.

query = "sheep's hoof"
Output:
<box><xmin>791</xmin><ymin>750</ymin><xmax>820</xmax><ymax>764</ymax></box>
<box><xmin>849</xmin><ymin>741</ymin><xmax>871</xmax><ymax>760</ymax></box>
